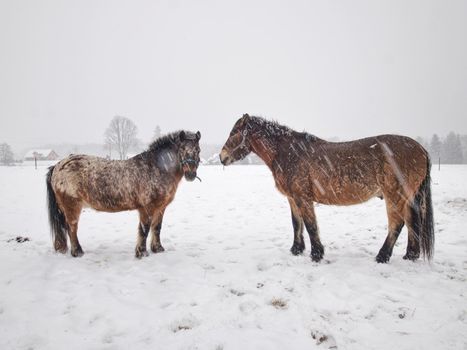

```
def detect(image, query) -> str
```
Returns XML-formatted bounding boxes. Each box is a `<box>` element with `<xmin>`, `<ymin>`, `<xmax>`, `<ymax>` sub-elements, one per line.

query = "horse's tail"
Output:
<box><xmin>410</xmin><ymin>156</ymin><xmax>435</xmax><ymax>260</ymax></box>
<box><xmin>46</xmin><ymin>165</ymin><xmax>68</xmax><ymax>252</ymax></box>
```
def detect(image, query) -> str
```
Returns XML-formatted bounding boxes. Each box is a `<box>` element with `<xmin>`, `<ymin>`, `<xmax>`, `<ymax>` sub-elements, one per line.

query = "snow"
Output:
<box><xmin>0</xmin><ymin>164</ymin><xmax>466</xmax><ymax>349</ymax></box>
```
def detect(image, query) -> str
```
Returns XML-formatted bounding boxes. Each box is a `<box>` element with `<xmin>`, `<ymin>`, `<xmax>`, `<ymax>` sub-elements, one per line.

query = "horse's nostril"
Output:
<box><xmin>219</xmin><ymin>150</ymin><xmax>228</xmax><ymax>164</ymax></box>
<box><xmin>184</xmin><ymin>172</ymin><xmax>197</xmax><ymax>182</ymax></box>
<box><xmin>219</xmin><ymin>152</ymin><xmax>229</xmax><ymax>165</ymax></box>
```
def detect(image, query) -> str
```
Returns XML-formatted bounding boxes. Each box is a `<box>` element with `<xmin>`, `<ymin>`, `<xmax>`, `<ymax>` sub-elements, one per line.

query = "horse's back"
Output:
<box><xmin>51</xmin><ymin>154</ymin><xmax>142</xmax><ymax>211</ymax></box>
<box><xmin>51</xmin><ymin>154</ymin><xmax>99</xmax><ymax>196</ymax></box>
<box><xmin>287</xmin><ymin>134</ymin><xmax>429</xmax><ymax>205</ymax></box>
<box><xmin>322</xmin><ymin>134</ymin><xmax>428</xmax><ymax>175</ymax></box>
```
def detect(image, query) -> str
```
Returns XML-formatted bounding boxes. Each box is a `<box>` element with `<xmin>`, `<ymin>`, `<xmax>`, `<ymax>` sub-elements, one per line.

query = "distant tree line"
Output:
<box><xmin>416</xmin><ymin>132</ymin><xmax>466</xmax><ymax>164</ymax></box>
<box><xmin>0</xmin><ymin>143</ymin><xmax>14</xmax><ymax>165</ymax></box>
<box><xmin>4</xmin><ymin>125</ymin><xmax>466</xmax><ymax>165</ymax></box>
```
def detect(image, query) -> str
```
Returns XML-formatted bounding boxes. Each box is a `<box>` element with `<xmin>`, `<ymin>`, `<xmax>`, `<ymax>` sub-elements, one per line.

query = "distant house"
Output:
<box><xmin>24</xmin><ymin>149</ymin><xmax>59</xmax><ymax>161</ymax></box>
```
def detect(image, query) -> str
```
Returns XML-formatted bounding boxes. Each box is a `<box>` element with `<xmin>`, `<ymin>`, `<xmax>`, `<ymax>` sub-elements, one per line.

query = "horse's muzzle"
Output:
<box><xmin>184</xmin><ymin>171</ymin><xmax>197</xmax><ymax>182</ymax></box>
<box><xmin>219</xmin><ymin>150</ymin><xmax>232</xmax><ymax>166</ymax></box>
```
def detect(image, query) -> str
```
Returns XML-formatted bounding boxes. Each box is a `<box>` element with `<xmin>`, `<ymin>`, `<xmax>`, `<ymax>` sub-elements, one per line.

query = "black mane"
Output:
<box><xmin>147</xmin><ymin>131</ymin><xmax>182</xmax><ymax>153</ymax></box>
<box><xmin>249</xmin><ymin>115</ymin><xmax>321</xmax><ymax>142</ymax></box>
<box><xmin>147</xmin><ymin>130</ymin><xmax>199</xmax><ymax>153</ymax></box>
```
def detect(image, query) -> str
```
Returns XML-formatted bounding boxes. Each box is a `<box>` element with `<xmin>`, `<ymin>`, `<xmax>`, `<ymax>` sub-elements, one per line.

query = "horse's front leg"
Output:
<box><xmin>135</xmin><ymin>210</ymin><xmax>150</xmax><ymax>258</ymax></box>
<box><xmin>288</xmin><ymin>198</ymin><xmax>305</xmax><ymax>255</ymax></box>
<box><xmin>150</xmin><ymin>208</ymin><xmax>166</xmax><ymax>253</ymax></box>
<box><xmin>297</xmin><ymin>199</ymin><xmax>324</xmax><ymax>262</ymax></box>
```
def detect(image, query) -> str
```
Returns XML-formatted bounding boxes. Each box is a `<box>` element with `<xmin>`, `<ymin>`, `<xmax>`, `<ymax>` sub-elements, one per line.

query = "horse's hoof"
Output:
<box><xmin>151</xmin><ymin>244</ymin><xmax>165</xmax><ymax>253</ymax></box>
<box><xmin>71</xmin><ymin>246</ymin><xmax>84</xmax><ymax>257</ymax></box>
<box><xmin>311</xmin><ymin>250</ymin><xmax>324</xmax><ymax>262</ymax></box>
<box><xmin>403</xmin><ymin>252</ymin><xmax>420</xmax><ymax>261</ymax></box>
<box><xmin>135</xmin><ymin>248</ymin><xmax>149</xmax><ymax>259</ymax></box>
<box><xmin>376</xmin><ymin>254</ymin><xmax>390</xmax><ymax>263</ymax></box>
<box><xmin>55</xmin><ymin>246</ymin><xmax>68</xmax><ymax>254</ymax></box>
<box><xmin>290</xmin><ymin>244</ymin><xmax>304</xmax><ymax>256</ymax></box>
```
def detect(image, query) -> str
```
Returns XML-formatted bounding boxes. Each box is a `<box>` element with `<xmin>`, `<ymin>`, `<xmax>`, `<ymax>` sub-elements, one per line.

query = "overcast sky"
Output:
<box><xmin>1</xmin><ymin>0</ymin><xmax>466</xmax><ymax>150</ymax></box>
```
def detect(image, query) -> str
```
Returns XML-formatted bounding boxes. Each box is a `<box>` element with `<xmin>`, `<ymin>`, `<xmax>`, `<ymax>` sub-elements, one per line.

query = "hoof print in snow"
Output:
<box><xmin>7</xmin><ymin>236</ymin><xmax>30</xmax><ymax>243</ymax></box>
<box><xmin>256</xmin><ymin>282</ymin><xmax>264</xmax><ymax>289</ymax></box>
<box><xmin>270</xmin><ymin>298</ymin><xmax>288</xmax><ymax>310</ymax></box>
<box><xmin>170</xmin><ymin>315</ymin><xmax>199</xmax><ymax>333</ymax></box>
<box><xmin>230</xmin><ymin>288</ymin><xmax>245</xmax><ymax>297</ymax></box>
<box><xmin>397</xmin><ymin>307</ymin><xmax>412</xmax><ymax>319</ymax></box>
<box><xmin>311</xmin><ymin>330</ymin><xmax>337</xmax><ymax>348</ymax></box>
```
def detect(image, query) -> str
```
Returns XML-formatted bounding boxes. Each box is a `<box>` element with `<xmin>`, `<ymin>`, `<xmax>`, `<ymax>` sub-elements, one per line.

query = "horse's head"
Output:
<box><xmin>220</xmin><ymin>114</ymin><xmax>252</xmax><ymax>166</ymax></box>
<box><xmin>178</xmin><ymin>130</ymin><xmax>201</xmax><ymax>181</ymax></box>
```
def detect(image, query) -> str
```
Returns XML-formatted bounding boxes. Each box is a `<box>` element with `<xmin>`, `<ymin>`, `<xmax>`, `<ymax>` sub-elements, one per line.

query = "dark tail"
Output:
<box><xmin>46</xmin><ymin>166</ymin><xmax>68</xmax><ymax>252</ymax></box>
<box><xmin>410</xmin><ymin>157</ymin><xmax>435</xmax><ymax>260</ymax></box>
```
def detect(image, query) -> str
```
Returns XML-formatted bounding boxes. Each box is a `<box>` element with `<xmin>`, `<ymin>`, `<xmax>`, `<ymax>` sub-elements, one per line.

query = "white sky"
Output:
<box><xmin>1</xmin><ymin>0</ymin><xmax>466</xmax><ymax>149</ymax></box>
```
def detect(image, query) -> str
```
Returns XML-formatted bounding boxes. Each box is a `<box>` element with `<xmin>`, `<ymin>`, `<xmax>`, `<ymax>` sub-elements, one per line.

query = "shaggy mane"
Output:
<box><xmin>147</xmin><ymin>130</ymin><xmax>198</xmax><ymax>153</ymax></box>
<box><xmin>249</xmin><ymin>115</ymin><xmax>320</xmax><ymax>142</ymax></box>
<box><xmin>148</xmin><ymin>131</ymin><xmax>182</xmax><ymax>153</ymax></box>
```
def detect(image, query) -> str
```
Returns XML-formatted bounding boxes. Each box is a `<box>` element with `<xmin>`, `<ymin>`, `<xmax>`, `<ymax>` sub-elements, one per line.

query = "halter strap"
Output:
<box><xmin>180</xmin><ymin>158</ymin><xmax>198</xmax><ymax>165</ymax></box>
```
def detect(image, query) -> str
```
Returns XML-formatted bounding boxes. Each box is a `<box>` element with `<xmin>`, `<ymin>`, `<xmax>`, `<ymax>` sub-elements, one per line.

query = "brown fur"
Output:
<box><xmin>46</xmin><ymin>130</ymin><xmax>201</xmax><ymax>258</ymax></box>
<box><xmin>220</xmin><ymin>115</ymin><xmax>434</xmax><ymax>263</ymax></box>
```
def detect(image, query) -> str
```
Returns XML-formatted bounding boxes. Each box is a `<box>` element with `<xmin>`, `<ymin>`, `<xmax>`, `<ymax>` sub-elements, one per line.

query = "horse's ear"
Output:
<box><xmin>196</xmin><ymin>131</ymin><xmax>201</xmax><ymax>140</ymax></box>
<box><xmin>240</xmin><ymin>113</ymin><xmax>250</xmax><ymax>126</ymax></box>
<box><xmin>179</xmin><ymin>131</ymin><xmax>186</xmax><ymax>141</ymax></box>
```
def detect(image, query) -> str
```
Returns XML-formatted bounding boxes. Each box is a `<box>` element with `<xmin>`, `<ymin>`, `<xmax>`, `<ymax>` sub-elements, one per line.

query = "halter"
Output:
<box><xmin>180</xmin><ymin>158</ymin><xmax>202</xmax><ymax>182</ymax></box>
<box><xmin>180</xmin><ymin>158</ymin><xmax>198</xmax><ymax>166</ymax></box>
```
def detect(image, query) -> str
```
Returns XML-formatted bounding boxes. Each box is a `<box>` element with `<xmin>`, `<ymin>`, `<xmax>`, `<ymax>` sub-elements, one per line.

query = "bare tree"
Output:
<box><xmin>104</xmin><ymin>116</ymin><xmax>138</xmax><ymax>160</ymax></box>
<box><xmin>0</xmin><ymin>143</ymin><xmax>14</xmax><ymax>165</ymax></box>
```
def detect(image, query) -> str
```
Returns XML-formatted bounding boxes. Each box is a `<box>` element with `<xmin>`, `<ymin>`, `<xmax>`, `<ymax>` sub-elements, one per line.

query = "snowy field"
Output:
<box><xmin>0</xmin><ymin>163</ymin><xmax>466</xmax><ymax>350</ymax></box>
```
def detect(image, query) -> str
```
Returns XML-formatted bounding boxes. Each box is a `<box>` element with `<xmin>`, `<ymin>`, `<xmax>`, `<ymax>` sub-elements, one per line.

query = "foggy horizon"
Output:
<box><xmin>1</xmin><ymin>0</ymin><xmax>466</xmax><ymax>152</ymax></box>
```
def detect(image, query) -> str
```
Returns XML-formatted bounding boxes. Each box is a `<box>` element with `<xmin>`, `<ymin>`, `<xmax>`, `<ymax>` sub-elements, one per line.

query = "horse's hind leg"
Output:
<box><xmin>150</xmin><ymin>208</ymin><xmax>166</xmax><ymax>253</ymax></box>
<box><xmin>403</xmin><ymin>203</ymin><xmax>421</xmax><ymax>261</ymax></box>
<box><xmin>297</xmin><ymin>199</ymin><xmax>324</xmax><ymax>262</ymax></box>
<box><xmin>135</xmin><ymin>210</ymin><xmax>150</xmax><ymax>258</ymax></box>
<box><xmin>62</xmin><ymin>199</ymin><xmax>84</xmax><ymax>257</ymax></box>
<box><xmin>288</xmin><ymin>198</ymin><xmax>305</xmax><ymax>255</ymax></box>
<box><xmin>376</xmin><ymin>197</ymin><xmax>405</xmax><ymax>263</ymax></box>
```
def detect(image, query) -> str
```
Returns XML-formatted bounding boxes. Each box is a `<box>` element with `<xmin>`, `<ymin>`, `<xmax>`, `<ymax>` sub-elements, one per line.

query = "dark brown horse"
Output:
<box><xmin>46</xmin><ymin>130</ymin><xmax>201</xmax><ymax>258</ymax></box>
<box><xmin>220</xmin><ymin>114</ymin><xmax>434</xmax><ymax>263</ymax></box>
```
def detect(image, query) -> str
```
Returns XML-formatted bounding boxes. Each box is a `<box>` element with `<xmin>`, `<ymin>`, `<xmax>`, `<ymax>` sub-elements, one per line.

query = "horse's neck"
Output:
<box><xmin>250</xmin><ymin>132</ymin><xmax>280</xmax><ymax>168</ymax></box>
<box><xmin>149</xmin><ymin>147</ymin><xmax>182</xmax><ymax>177</ymax></box>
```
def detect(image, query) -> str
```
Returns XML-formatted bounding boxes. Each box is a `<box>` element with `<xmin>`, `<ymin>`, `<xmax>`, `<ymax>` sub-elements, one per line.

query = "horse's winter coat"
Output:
<box><xmin>220</xmin><ymin>114</ymin><xmax>434</xmax><ymax>263</ymax></box>
<box><xmin>46</xmin><ymin>130</ymin><xmax>201</xmax><ymax>258</ymax></box>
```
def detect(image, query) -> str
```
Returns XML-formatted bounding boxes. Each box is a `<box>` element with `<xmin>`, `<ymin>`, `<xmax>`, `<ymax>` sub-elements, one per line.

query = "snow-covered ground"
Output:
<box><xmin>0</xmin><ymin>164</ymin><xmax>466</xmax><ymax>350</ymax></box>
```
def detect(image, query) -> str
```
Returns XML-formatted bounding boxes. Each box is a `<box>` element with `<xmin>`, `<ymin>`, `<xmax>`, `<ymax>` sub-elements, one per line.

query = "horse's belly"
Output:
<box><xmin>313</xmin><ymin>180</ymin><xmax>381</xmax><ymax>205</ymax></box>
<box><xmin>85</xmin><ymin>202</ymin><xmax>134</xmax><ymax>213</ymax></box>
